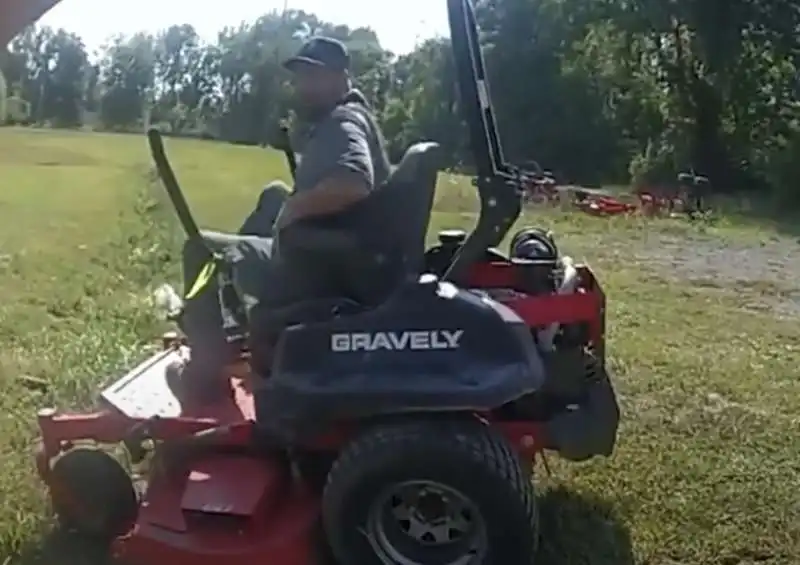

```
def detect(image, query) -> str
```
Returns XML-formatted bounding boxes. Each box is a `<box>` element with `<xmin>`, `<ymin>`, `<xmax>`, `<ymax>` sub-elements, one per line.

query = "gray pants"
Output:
<box><xmin>180</xmin><ymin>181</ymin><xmax>353</xmax><ymax>375</ymax></box>
<box><xmin>181</xmin><ymin>181</ymin><xmax>286</xmax><ymax>339</ymax></box>
<box><xmin>179</xmin><ymin>182</ymin><xmax>287</xmax><ymax>378</ymax></box>
<box><xmin>238</xmin><ymin>182</ymin><xmax>292</xmax><ymax>238</ymax></box>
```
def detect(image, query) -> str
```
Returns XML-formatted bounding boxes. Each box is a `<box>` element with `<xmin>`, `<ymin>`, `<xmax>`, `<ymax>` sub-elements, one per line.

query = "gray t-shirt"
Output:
<box><xmin>293</xmin><ymin>93</ymin><xmax>391</xmax><ymax>196</ymax></box>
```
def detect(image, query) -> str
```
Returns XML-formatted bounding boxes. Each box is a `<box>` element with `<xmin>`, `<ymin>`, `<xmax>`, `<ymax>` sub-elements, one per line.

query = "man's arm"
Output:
<box><xmin>277</xmin><ymin>115</ymin><xmax>373</xmax><ymax>227</ymax></box>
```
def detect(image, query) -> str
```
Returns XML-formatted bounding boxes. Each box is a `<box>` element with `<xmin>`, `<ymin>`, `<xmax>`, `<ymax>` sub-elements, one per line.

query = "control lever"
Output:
<box><xmin>146</xmin><ymin>128</ymin><xmax>247</xmax><ymax>343</ymax></box>
<box><xmin>147</xmin><ymin>128</ymin><xmax>203</xmax><ymax>242</ymax></box>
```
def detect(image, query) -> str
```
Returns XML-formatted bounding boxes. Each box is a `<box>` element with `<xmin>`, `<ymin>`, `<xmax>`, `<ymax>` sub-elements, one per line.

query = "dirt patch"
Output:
<box><xmin>630</xmin><ymin>233</ymin><xmax>800</xmax><ymax>317</ymax></box>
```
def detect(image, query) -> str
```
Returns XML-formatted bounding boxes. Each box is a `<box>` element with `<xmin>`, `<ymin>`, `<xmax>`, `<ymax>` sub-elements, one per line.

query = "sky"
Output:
<box><xmin>39</xmin><ymin>0</ymin><xmax>450</xmax><ymax>55</ymax></box>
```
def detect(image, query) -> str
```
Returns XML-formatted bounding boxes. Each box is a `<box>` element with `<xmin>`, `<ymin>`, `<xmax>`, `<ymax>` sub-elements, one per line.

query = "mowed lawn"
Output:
<box><xmin>0</xmin><ymin>127</ymin><xmax>798</xmax><ymax>565</ymax></box>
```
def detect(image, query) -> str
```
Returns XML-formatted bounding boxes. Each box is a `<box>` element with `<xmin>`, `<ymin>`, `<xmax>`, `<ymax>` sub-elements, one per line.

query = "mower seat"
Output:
<box><xmin>259</xmin><ymin>142</ymin><xmax>440</xmax><ymax>328</ymax></box>
<box><xmin>343</xmin><ymin>140</ymin><xmax>440</xmax><ymax>303</ymax></box>
<box><xmin>386</xmin><ymin>141</ymin><xmax>441</xmax><ymax>275</ymax></box>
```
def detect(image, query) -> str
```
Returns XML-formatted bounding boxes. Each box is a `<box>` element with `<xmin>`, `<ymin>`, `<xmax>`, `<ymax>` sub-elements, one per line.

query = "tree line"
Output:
<box><xmin>1</xmin><ymin>0</ymin><xmax>799</xmax><ymax>202</ymax></box>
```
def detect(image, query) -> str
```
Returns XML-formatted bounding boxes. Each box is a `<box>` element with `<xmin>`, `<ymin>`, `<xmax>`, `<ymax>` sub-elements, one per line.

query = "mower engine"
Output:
<box><xmin>508</xmin><ymin>227</ymin><xmax>562</xmax><ymax>294</ymax></box>
<box><xmin>426</xmin><ymin>225</ymin><xmax>599</xmax><ymax>408</ymax></box>
<box><xmin>508</xmin><ymin>227</ymin><xmax>580</xmax><ymax>352</ymax></box>
<box><xmin>426</xmin><ymin>226</ymin><xmax>611</xmax><ymax>456</ymax></box>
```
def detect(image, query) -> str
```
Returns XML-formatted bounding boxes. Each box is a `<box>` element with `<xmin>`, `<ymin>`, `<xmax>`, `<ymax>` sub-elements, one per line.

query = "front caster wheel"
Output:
<box><xmin>48</xmin><ymin>447</ymin><xmax>138</xmax><ymax>541</ymax></box>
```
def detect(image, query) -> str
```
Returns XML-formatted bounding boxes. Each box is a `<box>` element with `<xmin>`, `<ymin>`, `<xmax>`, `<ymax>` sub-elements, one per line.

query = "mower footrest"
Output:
<box><xmin>100</xmin><ymin>348</ymin><xmax>188</xmax><ymax>419</ymax></box>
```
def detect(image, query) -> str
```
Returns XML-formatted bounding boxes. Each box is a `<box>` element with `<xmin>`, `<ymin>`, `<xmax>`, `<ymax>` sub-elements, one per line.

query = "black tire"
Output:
<box><xmin>50</xmin><ymin>448</ymin><xmax>139</xmax><ymax>541</ymax></box>
<box><xmin>322</xmin><ymin>419</ymin><xmax>538</xmax><ymax>565</ymax></box>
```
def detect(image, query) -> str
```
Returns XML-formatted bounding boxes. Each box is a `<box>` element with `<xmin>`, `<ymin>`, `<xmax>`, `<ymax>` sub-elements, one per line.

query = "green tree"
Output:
<box><xmin>2</xmin><ymin>0</ymin><xmax>799</xmax><ymax>202</ymax></box>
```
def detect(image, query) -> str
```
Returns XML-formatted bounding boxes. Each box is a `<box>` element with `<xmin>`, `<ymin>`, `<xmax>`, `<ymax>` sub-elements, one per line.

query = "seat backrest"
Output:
<box><xmin>279</xmin><ymin>142</ymin><xmax>439</xmax><ymax>260</ymax></box>
<box><xmin>380</xmin><ymin>141</ymin><xmax>440</xmax><ymax>274</ymax></box>
<box><xmin>275</xmin><ymin>142</ymin><xmax>440</xmax><ymax>307</ymax></box>
<box><xmin>330</xmin><ymin>141</ymin><xmax>439</xmax><ymax>306</ymax></box>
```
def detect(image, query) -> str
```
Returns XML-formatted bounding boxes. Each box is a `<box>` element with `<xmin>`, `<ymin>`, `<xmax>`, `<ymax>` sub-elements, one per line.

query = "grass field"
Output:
<box><xmin>1</xmin><ymin>126</ymin><xmax>798</xmax><ymax>565</ymax></box>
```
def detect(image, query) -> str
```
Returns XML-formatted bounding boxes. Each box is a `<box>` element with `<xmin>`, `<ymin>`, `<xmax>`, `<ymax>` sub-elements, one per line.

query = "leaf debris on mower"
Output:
<box><xmin>32</xmin><ymin>1</ymin><xmax>621</xmax><ymax>564</ymax></box>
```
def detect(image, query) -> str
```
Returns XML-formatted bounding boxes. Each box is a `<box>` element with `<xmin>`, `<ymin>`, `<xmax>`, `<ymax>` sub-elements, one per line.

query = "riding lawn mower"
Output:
<box><xmin>31</xmin><ymin>1</ymin><xmax>620</xmax><ymax>564</ymax></box>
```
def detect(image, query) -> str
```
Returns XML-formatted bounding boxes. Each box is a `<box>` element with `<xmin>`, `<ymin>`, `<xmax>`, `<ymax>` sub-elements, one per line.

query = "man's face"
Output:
<box><xmin>290</xmin><ymin>63</ymin><xmax>342</xmax><ymax>120</ymax></box>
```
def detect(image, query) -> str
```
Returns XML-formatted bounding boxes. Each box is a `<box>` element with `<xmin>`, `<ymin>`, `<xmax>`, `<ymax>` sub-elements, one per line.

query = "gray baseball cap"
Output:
<box><xmin>283</xmin><ymin>36</ymin><xmax>350</xmax><ymax>72</ymax></box>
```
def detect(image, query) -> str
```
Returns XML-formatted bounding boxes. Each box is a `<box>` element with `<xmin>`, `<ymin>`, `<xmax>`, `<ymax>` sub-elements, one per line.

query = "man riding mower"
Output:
<box><xmin>28</xmin><ymin>2</ymin><xmax>621</xmax><ymax>564</ymax></box>
<box><xmin>176</xmin><ymin>35</ymin><xmax>396</xmax><ymax>397</ymax></box>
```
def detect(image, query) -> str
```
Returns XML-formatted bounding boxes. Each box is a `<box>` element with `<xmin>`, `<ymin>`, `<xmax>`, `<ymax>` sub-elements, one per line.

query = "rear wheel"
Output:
<box><xmin>322</xmin><ymin>419</ymin><xmax>538</xmax><ymax>565</ymax></box>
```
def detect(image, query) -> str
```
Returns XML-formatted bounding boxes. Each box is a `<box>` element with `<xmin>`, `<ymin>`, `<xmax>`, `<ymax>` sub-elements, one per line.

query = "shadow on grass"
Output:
<box><xmin>13</xmin><ymin>528</ymin><xmax>112</xmax><ymax>565</ymax></box>
<box><xmin>537</xmin><ymin>486</ymin><xmax>634</xmax><ymax>565</ymax></box>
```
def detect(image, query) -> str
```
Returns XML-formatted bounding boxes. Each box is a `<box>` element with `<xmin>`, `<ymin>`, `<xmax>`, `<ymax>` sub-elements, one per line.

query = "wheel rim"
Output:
<box><xmin>366</xmin><ymin>480</ymin><xmax>488</xmax><ymax>565</ymax></box>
